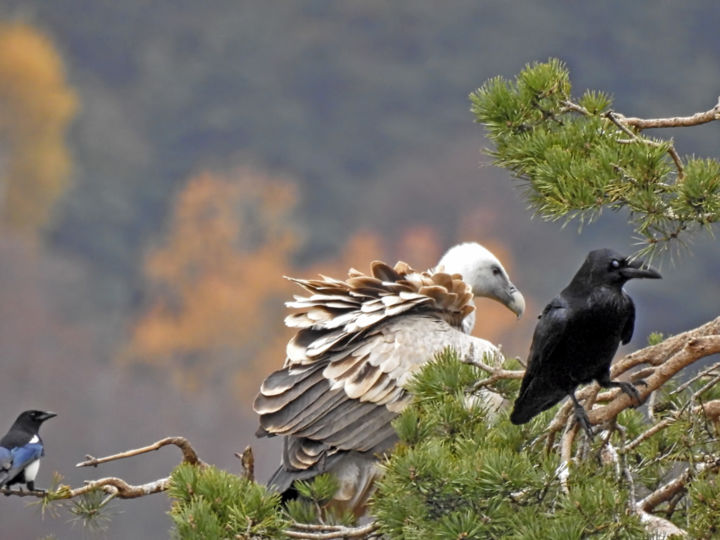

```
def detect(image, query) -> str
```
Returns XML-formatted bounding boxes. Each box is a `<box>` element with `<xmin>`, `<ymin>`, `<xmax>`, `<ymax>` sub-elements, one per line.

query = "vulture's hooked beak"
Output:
<box><xmin>493</xmin><ymin>282</ymin><xmax>525</xmax><ymax>319</ymax></box>
<box><xmin>507</xmin><ymin>286</ymin><xmax>526</xmax><ymax>318</ymax></box>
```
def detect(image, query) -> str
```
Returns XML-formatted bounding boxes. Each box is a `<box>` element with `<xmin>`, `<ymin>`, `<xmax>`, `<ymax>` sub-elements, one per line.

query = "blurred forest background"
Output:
<box><xmin>0</xmin><ymin>2</ymin><xmax>718</xmax><ymax>538</ymax></box>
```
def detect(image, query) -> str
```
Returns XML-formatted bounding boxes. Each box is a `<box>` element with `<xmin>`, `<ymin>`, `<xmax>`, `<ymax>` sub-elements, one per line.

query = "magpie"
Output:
<box><xmin>510</xmin><ymin>249</ymin><xmax>661</xmax><ymax>436</ymax></box>
<box><xmin>0</xmin><ymin>410</ymin><xmax>57</xmax><ymax>492</ymax></box>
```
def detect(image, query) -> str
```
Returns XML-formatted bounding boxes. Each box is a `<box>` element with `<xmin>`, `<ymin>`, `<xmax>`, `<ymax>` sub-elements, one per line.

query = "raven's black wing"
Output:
<box><xmin>510</xmin><ymin>297</ymin><xmax>569</xmax><ymax>424</ymax></box>
<box><xmin>620</xmin><ymin>292</ymin><xmax>635</xmax><ymax>345</ymax></box>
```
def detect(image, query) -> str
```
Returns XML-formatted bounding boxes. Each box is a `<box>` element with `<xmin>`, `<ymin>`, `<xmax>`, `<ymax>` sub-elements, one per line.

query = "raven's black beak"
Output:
<box><xmin>39</xmin><ymin>411</ymin><xmax>58</xmax><ymax>422</ymax></box>
<box><xmin>621</xmin><ymin>259</ymin><xmax>662</xmax><ymax>280</ymax></box>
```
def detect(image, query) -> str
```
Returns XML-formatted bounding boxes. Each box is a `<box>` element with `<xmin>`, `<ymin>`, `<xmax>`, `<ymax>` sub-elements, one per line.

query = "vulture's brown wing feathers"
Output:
<box><xmin>254</xmin><ymin>260</ymin><xmax>501</xmax><ymax>515</ymax></box>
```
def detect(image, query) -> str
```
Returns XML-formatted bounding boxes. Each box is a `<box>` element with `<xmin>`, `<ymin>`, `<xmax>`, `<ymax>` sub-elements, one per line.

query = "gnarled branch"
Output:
<box><xmin>77</xmin><ymin>436</ymin><xmax>203</xmax><ymax>468</ymax></box>
<box><xmin>614</xmin><ymin>97</ymin><xmax>720</xmax><ymax>130</ymax></box>
<box><xmin>285</xmin><ymin>521</ymin><xmax>379</xmax><ymax>539</ymax></box>
<box><xmin>1</xmin><ymin>436</ymin><xmax>203</xmax><ymax>501</ymax></box>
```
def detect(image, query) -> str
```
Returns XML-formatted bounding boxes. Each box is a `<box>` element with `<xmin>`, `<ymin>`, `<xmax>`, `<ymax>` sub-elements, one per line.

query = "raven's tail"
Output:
<box><xmin>510</xmin><ymin>381</ymin><xmax>566</xmax><ymax>425</ymax></box>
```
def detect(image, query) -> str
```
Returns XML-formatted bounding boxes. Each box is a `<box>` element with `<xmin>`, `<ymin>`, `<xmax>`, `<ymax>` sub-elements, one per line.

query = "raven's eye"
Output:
<box><xmin>610</xmin><ymin>259</ymin><xmax>621</xmax><ymax>269</ymax></box>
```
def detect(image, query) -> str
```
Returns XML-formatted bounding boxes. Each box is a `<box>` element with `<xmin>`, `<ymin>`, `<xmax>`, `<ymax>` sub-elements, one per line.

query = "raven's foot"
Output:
<box><xmin>569</xmin><ymin>393</ymin><xmax>594</xmax><ymax>439</ymax></box>
<box><xmin>573</xmin><ymin>405</ymin><xmax>594</xmax><ymax>439</ymax></box>
<box><xmin>615</xmin><ymin>381</ymin><xmax>644</xmax><ymax>407</ymax></box>
<box><xmin>600</xmin><ymin>379</ymin><xmax>645</xmax><ymax>407</ymax></box>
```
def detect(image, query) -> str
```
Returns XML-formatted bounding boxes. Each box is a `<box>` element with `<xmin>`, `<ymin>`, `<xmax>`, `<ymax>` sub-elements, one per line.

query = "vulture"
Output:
<box><xmin>253</xmin><ymin>242</ymin><xmax>525</xmax><ymax>514</ymax></box>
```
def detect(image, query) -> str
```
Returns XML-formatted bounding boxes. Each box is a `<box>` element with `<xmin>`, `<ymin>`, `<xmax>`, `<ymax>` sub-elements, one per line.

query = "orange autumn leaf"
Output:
<box><xmin>0</xmin><ymin>22</ymin><xmax>76</xmax><ymax>235</ymax></box>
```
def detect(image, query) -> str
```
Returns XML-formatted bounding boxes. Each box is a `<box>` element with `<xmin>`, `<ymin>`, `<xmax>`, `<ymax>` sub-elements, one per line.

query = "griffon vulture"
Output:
<box><xmin>254</xmin><ymin>242</ymin><xmax>524</xmax><ymax>514</ymax></box>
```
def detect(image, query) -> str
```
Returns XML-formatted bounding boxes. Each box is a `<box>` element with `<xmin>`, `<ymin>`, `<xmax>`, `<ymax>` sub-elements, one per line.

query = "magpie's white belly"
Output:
<box><xmin>23</xmin><ymin>459</ymin><xmax>40</xmax><ymax>482</ymax></box>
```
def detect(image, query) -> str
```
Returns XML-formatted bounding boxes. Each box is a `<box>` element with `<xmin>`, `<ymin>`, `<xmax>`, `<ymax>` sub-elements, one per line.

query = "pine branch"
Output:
<box><xmin>615</xmin><ymin>97</ymin><xmax>720</xmax><ymax>130</ymax></box>
<box><xmin>1</xmin><ymin>436</ymin><xmax>204</xmax><ymax>501</ymax></box>
<box><xmin>473</xmin><ymin>61</ymin><xmax>720</xmax><ymax>254</ymax></box>
<box><xmin>589</xmin><ymin>335</ymin><xmax>720</xmax><ymax>426</ymax></box>
<box><xmin>637</xmin><ymin>457</ymin><xmax>720</xmax><ymax>513</ymax></box>
<box><xmin>234</xmin><ymin>445</ymin><xmax>255</xmax><ymax>481</ymax></box>
<box><xmin>285</xmin><ymin>521</ymin><xmax>378</xmax><ymax>539</ymax></box>
<box><xmin>0</xmin><ymin>476</ymin><xmax>171</xmax><ymax>500</ymax></box>
<box><xmin>77</xmin><ymin>436</ymin><xmax>204</xmax><ymax>468</ymax></box>
<box><xmin>693</xmin><ymin>399</ymin><xmax>720</xmax><ymax>422</ymax></box>
<box><xmin>466</xmin><ymin>361</ymin><xmax>524</xmax><ymax>392</ymax></box>
<box><xmin>605</xmin><ymin>110</ymin><xmax>685</xmax><ymax>179</ymax></box>
<box><xmin>611</xmin><ymin>316</ymin><xmax>720</xmax><ymax>377</ymax></box>
<box><xmin>636</xmin><ymin>510</ymin><xmax>689</xmax><ymax>538</ymax></box>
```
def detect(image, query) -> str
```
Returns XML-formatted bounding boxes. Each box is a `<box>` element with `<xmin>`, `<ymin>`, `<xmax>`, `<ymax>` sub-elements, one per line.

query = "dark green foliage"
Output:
<box><xmin>370</xmin><ymin>349</ymin><xmax>645</xmax><ymax>539</ymax></box>
<box><xmin>470</xmin><ymin>58</ymin><xmax>720</xmax><ymax>256</ymax></box>
<box><xmin>688</xmin><ymin>476</ymin><xmax>720</xmax><ymax>539</ymax></box>
<box><xmin>168</xmin><ymin>463</ymin><xmax>287</xmax><ymax>539</ymax></box>
<box><xmin>285</xmin><ymin>473</ymin><xmax>355</xmax><ymax>526</ymax></box>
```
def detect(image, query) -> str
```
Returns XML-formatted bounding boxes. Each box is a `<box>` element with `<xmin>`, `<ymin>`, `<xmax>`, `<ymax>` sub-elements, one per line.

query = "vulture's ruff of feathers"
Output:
<box><xmin>254</xmin><ymin>242</ymin><xmax>524</xmax><ymax>514</ymax></box>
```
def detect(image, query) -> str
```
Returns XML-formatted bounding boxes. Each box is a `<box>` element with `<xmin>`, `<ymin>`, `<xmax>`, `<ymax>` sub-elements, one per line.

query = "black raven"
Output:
<box><xmin>510</xmin><ymin>248</ymin><xmax>661</xmax><ymax>436</ymax></box>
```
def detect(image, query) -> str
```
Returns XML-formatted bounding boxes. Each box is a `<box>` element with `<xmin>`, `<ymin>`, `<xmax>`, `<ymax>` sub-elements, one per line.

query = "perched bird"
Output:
<box><xmin>510</xmin><ymin>248</ymin><xmax>661</xmax><ymax>436</ymax></box>
<box><xmin>0</xmin><ymin>410</ymin><xmax>57</xmax><ymax>492</ymax></box>
<box><xmin>254</xmin><ymin>242</ymin><xmax>524</xmax><ymax>515</ymax></box>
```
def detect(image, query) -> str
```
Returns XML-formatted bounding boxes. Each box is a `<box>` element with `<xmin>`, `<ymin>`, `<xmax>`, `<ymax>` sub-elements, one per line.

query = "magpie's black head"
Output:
<box><xmin>574</xmin><ymin>248</ymin><xmax>662</xmax><ymax>288</ymax></box>
<box><xmin>13</xmin><ymin>410</ymin><xmax>57</xmax><ymax>431</ymax></box>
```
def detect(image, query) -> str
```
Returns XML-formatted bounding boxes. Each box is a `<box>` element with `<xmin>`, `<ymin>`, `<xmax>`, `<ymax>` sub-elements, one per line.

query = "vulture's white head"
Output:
<box><xmin>436</xmin><ymin>242</ymin><xmax>525</xmax><ymax>319</ymax></box>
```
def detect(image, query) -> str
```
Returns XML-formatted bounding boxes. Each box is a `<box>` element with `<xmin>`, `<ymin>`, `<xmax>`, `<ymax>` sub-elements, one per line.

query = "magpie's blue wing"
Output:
<box><xmin>0</xmin><ymin>443</ymin><xmax>44</xmax><ymax>487</ymax></box>
<box><xmin>0</xmin><ymin>447</ymin><xmax>12</xmax><ymax>486</ymax></box>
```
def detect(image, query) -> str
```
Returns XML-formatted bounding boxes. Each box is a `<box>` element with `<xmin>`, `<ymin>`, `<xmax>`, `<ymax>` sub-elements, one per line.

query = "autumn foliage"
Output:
<box><xmin>126</xmin><ymin>168</ymin><xmax>526</xmax><ymax>403</ymax></box>
<box><xmin>0</xmin><ymin>22</ymin><xmax>76</xmax><ymax>235</ymax></box>
<box><xmin>124</xmin><ymin>169</ymin><xmax>299</xmax><ymax>396</ymax></box>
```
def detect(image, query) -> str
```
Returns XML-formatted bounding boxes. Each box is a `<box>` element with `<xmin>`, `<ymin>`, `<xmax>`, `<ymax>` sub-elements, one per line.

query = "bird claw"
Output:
<box><xmin>617</xmin><ymin>381</ymin><xmax>644</xmax><ymax>407</ymax></box>
<box><xmin>573</xmin><ymin>405</ymin><xmax>595</xmax><ymax>439</ymax></box>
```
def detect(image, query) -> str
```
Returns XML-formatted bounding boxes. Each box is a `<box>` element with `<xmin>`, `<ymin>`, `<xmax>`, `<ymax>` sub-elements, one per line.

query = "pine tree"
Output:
<box><xmin>469</xmin><ymin>58</ymin><xmax>720</xmax><ymax>259</ymax></box>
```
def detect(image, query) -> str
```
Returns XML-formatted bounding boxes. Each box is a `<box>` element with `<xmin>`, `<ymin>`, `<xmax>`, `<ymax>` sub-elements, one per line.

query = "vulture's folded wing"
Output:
<box><xmin>254</xmin><ymin>258</ymin><xmax>502</xmax><ymax>505</ymax></box>
<box><xmin>255</xmin><ymin>313</ymin><xmax>499</xmax><ymax>473</ymax></box>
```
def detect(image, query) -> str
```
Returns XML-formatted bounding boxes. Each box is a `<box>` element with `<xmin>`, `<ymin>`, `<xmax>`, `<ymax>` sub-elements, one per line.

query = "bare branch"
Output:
<box><xmin>637</xmin><ymin>457</ymin><xmax>720</xmax><ymax>514</ymax></box>
<box><xmin>0</xmin><ymin>486</ymin><xmax>50</xmax><ymax>497</ymax></box>
<box><xmin>285</xmin><ymin>521</ymin><xmax>378</xmax><ymax>539</ymax></box>
<box><xmin>612</xmin><ymin>316</ymin><xmax>720</xmax><ymax>377</ymax></box>
<box><xmin>467</xmin><ymin>366</ymin><xmax>524</xmax><ymax>392</ymax></box>
<box><xmin>69</xmin><ymin>477</ymin><xmax>170</xmax><ymax>499</ymax></box>
<box><xmin>615</xmin><ymin>98</ymin><xmax>720</xmax><ymax>130</ymax></box>
<box><xmin>672</xmin><ymin>361</ymin><xmax>720</xmax><ymax>395</ymax></box>
<box><xmin>590</xmin><ymin>335</ymin><xmax>720</xmax><ymax>426</ymax></box>
<box><xmin>2</xmin><ymin>437</ymin><xmax>204</xmax><ymax>503</ymax></box>
<box><xmin>624</xmin><ymin>417</ymin><xmax>676</xmax><ymax>453</ymax></box>
<box><xmin>235</xmin><ymin>445</ymin><xmax>255</xmax><ymax>481</ymax></box>
<box><xmin>560</xmin><ymin>100</ymin><xmax>591</xmax><ymax>116</ymax></box>
<box><xmin>637</xmin><ymin>510</ymin><xmax>688</xmax><ymax>538</ymax></box>
<box><xmin>1</xmin><ymin>476</ymin><xmax>171</xmax><ymax>500</ymax></box>
<box><xmin>694</xmin><ymin>399</ymin><xmax>720</xmax><ymax>423</ymax></box>
<box><xmin>76</xmin><ymin>436</ymin><xmax>204</xmax><ymax>468</ymax></box>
